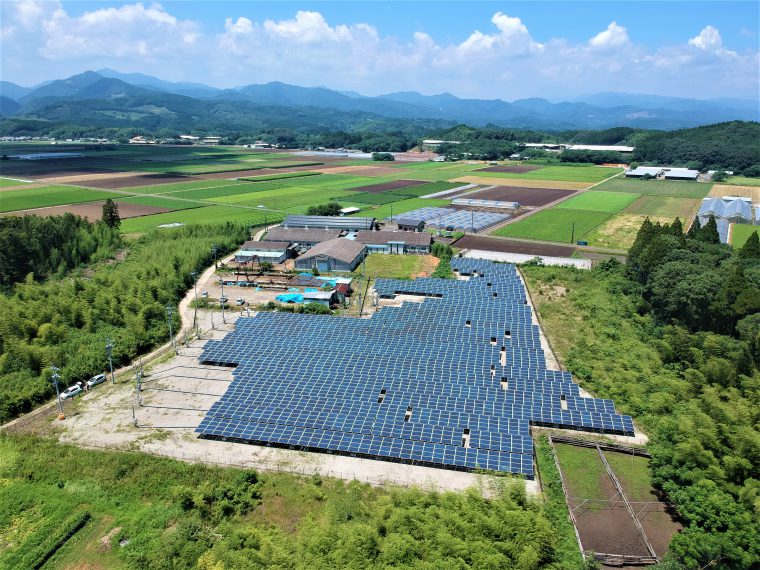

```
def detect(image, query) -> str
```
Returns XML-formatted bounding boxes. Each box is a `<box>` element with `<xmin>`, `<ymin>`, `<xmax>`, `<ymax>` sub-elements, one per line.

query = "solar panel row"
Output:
<box><xmin>196</xmin><ymin>258</ymin><xmax>635</xmax><ymax>478</ymax></box>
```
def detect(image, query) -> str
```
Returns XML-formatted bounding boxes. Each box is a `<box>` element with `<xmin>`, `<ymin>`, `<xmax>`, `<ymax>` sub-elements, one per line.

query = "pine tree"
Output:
<box><xmin>670</xmin><ymin>217</ymin><xmax>683</xmax><ymax>237</ymax></box>
<box><xmin>738</xmin><ymin>231</ymin><xmax>760</xmax><ymax>259</ymax></box>
<box><xmin>687</xmin><ymin>216</ymin><xmax>701</xmax><ymax>238</ymax></box>
<box><xmin>697</xmin><ymin>216</ymin><xmax>720</xmax><ymax>244</ymax></box>
<box><xmin>102</xmin><ymin>199</ymin><xmax>121</xmax><ymax>229</ymax></box>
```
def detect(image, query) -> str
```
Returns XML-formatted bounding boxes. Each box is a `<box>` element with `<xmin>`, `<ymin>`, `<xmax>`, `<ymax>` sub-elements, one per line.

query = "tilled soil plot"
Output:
<box><xmin>465</xmin><ymin>185</ymin><xmax>576</xmax><ymax>206</ymax></box>
<box><xmin>453</xmin><ymin>235</ymin><xmax>575</xmax><ymax>257</ymax></box>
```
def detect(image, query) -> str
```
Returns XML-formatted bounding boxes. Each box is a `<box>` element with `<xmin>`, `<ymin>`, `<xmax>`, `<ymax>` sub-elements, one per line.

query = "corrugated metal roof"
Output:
<box><xmin>698</xmin><ymin>197</ymin><xmax>752</xmax><ymax>221</ymax></box>
<box><xmin>297</xmin><ymin>238</ymin><xmax>366</xmax><ymax>264</ymax></box>
<box><xmin>282</xmin><ymin>215</ymin><xmax>375</xmax><ymax>230</ymax></box>
<box><xmin>625</xmin><ymin>166</ymin><xmax>663</xmax><ymax>176</ymax></box>
<box><xmin>663</xmin><ymin>168</ymin><xmax>699</xmax><ymax>179</ymax></box>
<box><xmin>265</xmin><ymin>227</ymin><xmax>342</xmax><ymax>243</ymax></box>
<box><xmin>355</xmin><ymin>230</ymin><xmax>432</xmax><ymax>246</ymax></box>
<box><xmin>240</xmin><ymin>240</ymin><xmax>291</xmax><ymax>251</ymax></box>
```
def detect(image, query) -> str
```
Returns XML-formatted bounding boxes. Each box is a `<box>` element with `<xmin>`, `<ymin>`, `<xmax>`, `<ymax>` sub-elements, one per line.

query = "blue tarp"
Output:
<box><xmin>304</xmin><ymin>287</ymin><xmax>319</xmax><ymax>292</ymax></box>
<box><xmin>275</xmin><ymin>294</ymin><xmax>303</xmax><ymax>303</ymax></box>
<box><xmin>288</xmin><ymin>287</ymin><xmax>300</xmax><ymax>292</ymax></box>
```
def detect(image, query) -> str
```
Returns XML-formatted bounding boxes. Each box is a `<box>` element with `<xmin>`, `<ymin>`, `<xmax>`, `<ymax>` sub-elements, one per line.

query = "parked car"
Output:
<box><xmin>200</xmin><ymin>291</ymin><xmax>208</xmax><ymax>298</ymax></box>
<box><xmin>86</xmin><ymin>373</ymin><xmax>106</xmax><ymax>388</ymax></box>
<box><xmin>235</xmin><ymin>297</ymin><xmax>245</xmax><ymax>306</ymax></box>
<box><xmin>60</xmin><ymin>385</ymin><xmax>82</xmax><ymax>400</ymax></box>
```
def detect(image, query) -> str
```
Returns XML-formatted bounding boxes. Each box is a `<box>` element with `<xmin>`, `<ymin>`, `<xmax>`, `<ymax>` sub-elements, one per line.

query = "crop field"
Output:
<box><xmin>0</xmin><ymin>177</ymin><xmax>33</xmax><ymax>188</ymax></box>
<box><xmin>116</xmin><ymin>195</ymin><xmax>202</xmax><ymax>210</ymax></box>
<box><xmin>363</xmin><ymin>253</ymin><xmax>439</xmax><ymax>280</ymax></box>
<box><xmin>119</xmin><ymin>205</ymin><xmax>282</xmax><ymax>233</ymax></box>
<box><xmin>724</xmin><ymin>176</ymin><xmax>760</xmax><ymax>187</ymax></box>
<box><xmin>709</xmin><ymin>184</ymin><xmax>760</xmax><ymax>203</ymax></box>
<box><xmin>0</xmin><ymin>185</ymin><xmax>129</xmax><ymax>213</ymax></box>
<box><xmin>122</xmin><ymin>159</ymin><xmax>323</xmax><ymax>175</ymax></box>
<box><xmin>340</xmin><ymin>192</ymin><xmax>404</xmax><ymax>205</ymax></box>
<box><xmin>493</xmin><ymin>209</ymin><xmax>612</xmax><ymax>243</ymax></box>
<box><xmin>350</xmin><ymin>197</ymin><xmax>451</xmax><ymax>220</ymax></box>
<box><xmin>389</xmin><ymin>181</ymin><xmax>461</xmax><ymax>197</ymax></box>
<box><xmin>730</xmin><ymin>224</ymin><xmax>759</xmax><ymax>248</ymax></box>
<box><xmin>206</xmin><ymin>185</ymin><xmax>359</xmax><ymax>211</ymax></box>
<box><xmin>594</xmin><ymin>178</ymin><xmax>712</xmax><ymax>199</ymax></box>
<box><xmin>623</xmin><ymin>195</ymin><xmax>701</xmax><ymax>219</ymax></box>
<box><xmin>474</xmin><ymin>165</ymin><xmax>622</xmax><ymax>183</ymax></box>
<box><xmin>583</xmin><ymin>214</ymin><xmax>670</xmax><ymax>250</ymax></box>
<box><xmin>554</xmin><ymin>191</ymin><xmax>640</xmax><ymax>213</ymax></box>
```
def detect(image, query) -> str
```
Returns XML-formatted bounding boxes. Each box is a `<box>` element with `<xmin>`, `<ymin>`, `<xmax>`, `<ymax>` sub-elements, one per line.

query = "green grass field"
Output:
<box><xmin>475</xmin><ymin>165</ymin><xmax>623</xmax><ymax>183</ymax></box>
<box><xmin>624</xmin><ymin>195</ymin><xmax>701</xmax><ymax>218</ymax></box>
<box><xmin>555</xmin><ymin>191</ymin><xmax>640</xmax><ymax>213</ymax></box>
<box><xmin>340</xmin><ymin>192</ymin><xmax>405</xmax><ymax>205</ymax></box>
<box><xmin>493</xmin><ymin>209</ymin><xmax>612</xmax><ymax>243</ymax></box>
<box><xmin>730</xmin><ymin>224</ymin><xmax>759</xmax><ymax>247</ymax></box>
<box><xmin>352</xmin><ymin>197</ymin><xmax>451</xmax><ymax>220</ymax></box>
<box><xmin>594</xmin><ymin>177</ymin><xmax>712</xmax><ymax>199</ymax></box>
<box><xmin>116</xmin><ymin>195</ymin><xmax>202</xmax><ymax>210</ymax></box>
<box><xmin>387</xmin><ymin>181</ymin><xmax>462</xmax><ymax>197</ymax></box>
<box><xmin>603</xmin><ymin>452</ymin><xmax>658</xmax><ymax>503</ymax></box>
<box><xmin>122</xmin><ymin>158</ymin><xmax>323</xmax><ymax>175</ymax></box>
<box><xmin>554</xmin><ymin>444</ymin><xmax>610</xmax><ymax>501</ymax></box>
<box><xmin>363</xmin><ymin>254</ymin><xmax>436</xmax><ymax>279</ymax></box>
<box><xmin>118</xmin><ymin>205</ymin><xmax>282</xmax><ymax>233</ymax></box>
<box><xmin>0</xmin><ymin>185</ymin><xmax>129</xmax><ymax>213</ymax></box>
<box><xmin>207</xmin><ymin>185</ymin><xmax>359</xmax><ymax>212</ymax></box>
<box><xmin>0</xmin><ymin>177</ymin><xmax>33</xmax><ymax>187</ymax></box>
<box><xmin>724</xmin><ymin>176</ymin><xmax>760</xmax><ymax>187</ymax></box>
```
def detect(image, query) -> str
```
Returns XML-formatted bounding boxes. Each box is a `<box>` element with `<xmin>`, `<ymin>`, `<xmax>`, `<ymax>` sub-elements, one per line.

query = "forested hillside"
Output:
<box><xmin>523</xmin><ymin>224</ymin><xmax>760</xmax><ymax>569</ymax></box>
<box><xmin>0</xmin><ymin>224</ymin><xmax>246</xmax><ymax>423</ymax></box>
<box><xmin>0</xmin><ymin>215</ymin><xmax>122</xmax><ymax>288</ymax></box>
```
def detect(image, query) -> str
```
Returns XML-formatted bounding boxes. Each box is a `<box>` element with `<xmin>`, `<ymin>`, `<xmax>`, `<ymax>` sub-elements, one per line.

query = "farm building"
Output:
<box><xmin>625</xmin><ymin>166</ymin><xmax>664</xmax><ymax>178</ymax></box>
<box><xmin>294</xmin><ymin>238</ymin><xmax>367</xmax><ymax>272</ymax></box>
<box><xmin>698</xmin><ymin>198</ymin><xmax>753</xmax><ymax>224</ymax></box>
<box><xmin>263</xmin><ymin>227</ymin><xmax>342</xmax><ymax>250</ymax></box>
<box><xmin>340</xmin><ymin>206</ymin><xmax>361</xmax><ymax>215</ymax></box>
<box><xmin>281</xmin><ymin>215</ymin><xmax>376</xmax><ymax>232</ymax></box>
<box><xmin>235</xmin><ymin>240</ymin><xmax>293</xmax><ymax>264</ymax></box>
<box><xmin>356</xmin><ymin>230</ymin><xmax>432</xmax><ymax>254</ymax></box>
<box><xmin>302</xmin><ymin>290</ymin><xmax>338</xmax><ymax>306</ymax></box>
<box><xmin>451</xmin><ymin>198</ymin><xmax>520</xmax><ymax>210</ymax></box>
<box><xmin>396</xmin><ymin>216</ymin><xmax>427</xmax><ymax>232</ymax></box>
<box><xmin>565</xmin><ymin>144</ymin><xmax>635</xmax><ymax>153</ymax></box>
<box><xmin>663</xmin><ymin>168</ymin><xmax>699</xmax><ymax>181</ymax></box>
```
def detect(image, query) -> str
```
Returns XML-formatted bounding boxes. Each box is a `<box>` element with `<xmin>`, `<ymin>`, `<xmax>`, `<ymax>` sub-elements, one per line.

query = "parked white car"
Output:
<box><xmin>86</xmin><ymin>373</ymin><xmax>106</xmax><ymax>388</ymax></box>
<box><xmin>60</xmin><ymin>385</ymin><xmax>82</xmax><ymax>400</ymax></box>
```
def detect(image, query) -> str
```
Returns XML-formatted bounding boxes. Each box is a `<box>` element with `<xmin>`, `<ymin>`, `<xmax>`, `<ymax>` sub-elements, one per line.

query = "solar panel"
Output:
<box><xmin>195</xmin><ymin>258</ymin><xmax>634</xmax><ymax>479</ymax></box>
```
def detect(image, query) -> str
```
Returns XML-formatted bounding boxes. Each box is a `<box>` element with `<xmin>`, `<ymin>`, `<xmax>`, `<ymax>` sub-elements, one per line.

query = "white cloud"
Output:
<box><xmin>589</xmin><ymin>21</ymin><xmax>630</xmax><ymax>49</ymax></box>
<box><xmin>0</xmin><ymin>5</ymin><xmax>757</xmax><ymax>101</ymax></box>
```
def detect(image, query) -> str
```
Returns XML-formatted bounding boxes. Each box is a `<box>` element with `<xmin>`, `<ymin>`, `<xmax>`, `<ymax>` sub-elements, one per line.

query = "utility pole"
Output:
<box><xmin>166</xmin><ymin>304</ymin><xmax>177</xmax><ymax>353</ymax></box>
<box><xmin>570</xmin><ymin>222</ymin><xmax>575</xmax><ymax>244</ymax></box>
<box><xmin>219</xmin><ymin>278</ymin><xmax>227</xmax><ymax>324</ymax></box>
<box><xmin>471</xmin><ymin>210</ymin><xmax>474</xmax><ymax>233</ymax></box>
<box><xmin>211</xmin><ymin>244</ymin><xmax>219</xmax><ymax>268</ymax></box>
<box><xmin>50</xmin><ymin>365</ymin><xmax>64</xmax><ymax>417</ymax></box>
<box><xmin>191</xmin><ymin>270</ymin><xmax>199</xmax><ymax>332</ymax></box>
<box><xmin>106</xmin><ymin>338</ymin><xmax>115</xmax><ymax>384</ymax></box>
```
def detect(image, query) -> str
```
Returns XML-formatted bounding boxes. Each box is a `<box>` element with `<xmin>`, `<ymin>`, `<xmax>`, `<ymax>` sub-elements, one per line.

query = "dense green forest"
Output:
<box><xmin>0</xmin><ymin>224</ymin><xmax>247</xmax><ymax>423</ymax></box>
<box><xmin>523</xmin><ymin>224</ymin><xmax>760</xmax><ymax>569</ymax></box>
<box><xmin>0</xmin><ymin>214</ymin><xmax>122</xmax><ymax>288</ymax></box>
<box><xmin>0</xmin><ymin>435</ymin><xmax>584</xmax><ymax>569</ymax></box>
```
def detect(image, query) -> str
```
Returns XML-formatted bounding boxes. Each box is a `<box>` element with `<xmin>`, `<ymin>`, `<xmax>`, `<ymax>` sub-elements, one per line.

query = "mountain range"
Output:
<box><xmin>1</xmin><ymin>69</ymin><xmax>758</xmax><ymax>133</ymax></box>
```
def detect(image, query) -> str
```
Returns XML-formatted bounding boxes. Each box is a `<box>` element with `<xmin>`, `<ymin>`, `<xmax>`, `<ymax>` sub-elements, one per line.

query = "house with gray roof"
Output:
<box><xmin>264</xmin><ymin>227</ymin><xmax>342</xmax><ymax>250</ymax></box>
<box><xmin>355</xmin><ymin>230</ymin><xmax>432</xmax><ymax>254</ymax></box>
<box><xmin>294</xmin><ymin>238</ymin><xmax>367</xmax><ymax>272</ymax></box>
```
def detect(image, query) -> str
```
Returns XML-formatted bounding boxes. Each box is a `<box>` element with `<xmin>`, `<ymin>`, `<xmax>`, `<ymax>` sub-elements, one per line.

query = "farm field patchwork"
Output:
<box><xmin>730</xmin><ymin>224</ymin><xmax>760</xmax><ymax>248</ymax></box>
<box><xmin>492</xmin><ymin>209</ymin><xmax>612</xmax><ymax>243</ymax></box>
<box><xmin>0</xmin><ymin>185</ymin><xmax>130</xmax><ymax>213</ymax></box>
<box><xmin>594</xmin><ymin>178</ymin><xmax>712</xmax><ymax>199</ymax></box>
<box><xmin>464</xmin><ymin>185</ymin><xmax>576</xmax><ymax>206</ymax></box>
<box><xmin>3</xmin><ymin>200</ymin><xmax>174</xmax><ymax>222</ymax></box>
<box><xmin>555</xmin><ymin>191</ymin><xmax>640</xmax><ymax>213</ymax></box>
<box><xmin>116</xmin><ymin>195</ymin><xmax>203</xmax><ymax>210</ymax></box>
<box><xmin>451</xmin><ymin>175</ymin><xmax>590</xmax><ymax>190</ymax></box>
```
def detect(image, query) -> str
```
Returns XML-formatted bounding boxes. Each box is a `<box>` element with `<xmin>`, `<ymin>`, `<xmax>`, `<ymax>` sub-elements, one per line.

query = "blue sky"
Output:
<box><xmin>2</xmin><ymin>1</ymin><xmax>758</xmax><ymax>100</ymax></box>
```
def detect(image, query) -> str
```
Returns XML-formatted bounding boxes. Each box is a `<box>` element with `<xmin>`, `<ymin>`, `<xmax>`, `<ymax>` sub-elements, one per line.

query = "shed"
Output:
<box><xmin>294</xmin><ymin>238</ymin><xmax>367</xmax><ymax>272</ymax></box>
<box><xmin>663</xmin><ymin>168</ymin><xmax>699</xmax><ymax>181</ymax></box>
<box><xmin>396</xmin><ymin>217</ymin><xmax>426</xmax><ymax>232</ymax></box>
<box><xmin>356</xmin><ymin>230</ymin><xmax>432</xmax><ymax>254</ymax></box>
<box><xmin>236</xmin><ymin>240</ymin><xmax>293</xmax><ymax>264</ymax></box>
<box><xmin>302</xmin><ymin>290</ymin><xmax>337</xmax><ymax>306</ymax></box>
<box><xmin>625</xmin><ymin>166</ymin><xmax>664</xmax><ymax>178</ymax></box>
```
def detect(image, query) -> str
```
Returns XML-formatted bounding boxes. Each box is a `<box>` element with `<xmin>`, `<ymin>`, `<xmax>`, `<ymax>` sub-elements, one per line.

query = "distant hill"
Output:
<box><xmin>0</xmin><ymin>96</ymin><xmax>21</xmax><ymax>117</ymax></box>
<box><xmin>2</xmin><ymin>70</ymin><xmax>758</xmax><ymax>134</ymax></box>
<box><xmin>0</xmin><ymin>81</ymin><xmax>33</xmax><ymax>101</ymax></box>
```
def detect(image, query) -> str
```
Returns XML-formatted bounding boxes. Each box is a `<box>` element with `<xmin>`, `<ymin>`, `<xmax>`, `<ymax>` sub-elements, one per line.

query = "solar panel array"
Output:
<box><xmin>196</xmin><ymin>258</ymin><xmax>634</xmax><ymax>478</ymax></box>
<box><xmin>391</xmin><ymin>207</ymin><xmax>509</xmax><ymax>232</ymax></box>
